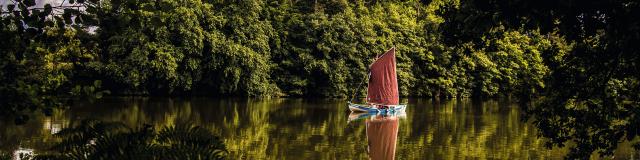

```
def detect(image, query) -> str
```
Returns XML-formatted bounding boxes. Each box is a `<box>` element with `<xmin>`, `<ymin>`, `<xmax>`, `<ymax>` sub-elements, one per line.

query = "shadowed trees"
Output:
<box><xmin>441</xmin><ymin>0</ymin><xmax>640</xmax><ymax>158</ymax></box>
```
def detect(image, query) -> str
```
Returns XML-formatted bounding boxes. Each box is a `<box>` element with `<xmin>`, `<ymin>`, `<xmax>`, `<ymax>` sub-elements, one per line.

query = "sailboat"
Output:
<box><xmin>348</xmin><ymin>47</ymin><xmax>406</xmax><ymax>113</ymax></box>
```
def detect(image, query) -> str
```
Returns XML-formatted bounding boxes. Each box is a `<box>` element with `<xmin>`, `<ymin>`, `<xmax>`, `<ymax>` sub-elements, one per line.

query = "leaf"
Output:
<box><xmin>86</xmin><ymin>5</ymin><xmax>97</xmax><ymax>14</ymax></box>
<box><xmin>63</xmin><ymin>11</ymin><xmax>73</xmax><ymax>24</ymax></box>
<box><xmin>70</xmin><ymin>0</ymin><xmax>75</xmax><ymax>4</ymax></box>
<box><xmin>7</xmin><ymin>4</ymin><xmax>15</xmax><ymax>11</ymax></box>
<box><xmin>82</xmin><ymin>15</ymin><xmax>98</xmax><ymax>26</ymax></box>
<box><xmin>31</xmin><ymin>9</ymin><xmax>41</xmax><ymax>18</ymax></box>
<box><xmin>75</xmin><ymin>15</ymin><xmax>83</xmax><ymax>24</ymax></box>
<box><xmin>44</xmin><ymin>4</ymin><xmax>53</xmax><ymax>15</ymax></box>
<box><xmin>24</xmin><ymin>0</ymin><xmax>36</xmax><ymax>7</ymax></box>
<box><xmin>78</xmin><ymin>0</ymin><xmax>86</xmax><ymax>3</ymax></box>
<box><xmin>25</xmin><ymin>28</ymin><xmax>38</xmax><ymax>37</ymax></box>
<box><xmin>45</xmin><ymin>20</ymin><xmax>54</xmax><ymax>27</ymax></box>
<box><xmin>95</xmin><ymin>92</ymin><xmax>103</xmax><ymax>99</ymax></box>
<box><xmin>54</xmin><ymin>16</ymin><xmax>65</xmax><ymax>28</ymax></box>
<box><xmin>19</xmin><ymin>4</ymin><xmax>29</xmax><ymax>15</ymax></box>
<box><xmin>71</xmin><ymin>85</ymin><xmax>81</xmax><ymax>95</ymax></box>
<box><xmin>93</xmin><ymin>80</ymin><xmax>102</xmax><ymax>87</ymax></box>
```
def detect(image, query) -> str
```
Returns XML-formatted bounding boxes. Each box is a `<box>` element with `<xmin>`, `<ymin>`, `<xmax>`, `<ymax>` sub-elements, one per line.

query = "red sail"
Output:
<box><xmin>367</xmin><ymin>48</ymin><xmax>399</xmax><ymax>105</ymax></box>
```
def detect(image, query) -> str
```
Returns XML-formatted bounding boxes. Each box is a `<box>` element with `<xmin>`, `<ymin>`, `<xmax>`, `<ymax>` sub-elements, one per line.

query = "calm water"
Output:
<box><xmin>0</xmin><ymin>98</ymin><xmax>637</xmax><ymax>159</ymax></box>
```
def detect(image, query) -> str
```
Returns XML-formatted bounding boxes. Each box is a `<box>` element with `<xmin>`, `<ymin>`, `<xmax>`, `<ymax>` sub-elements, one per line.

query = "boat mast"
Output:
<box><xmin>350</xmin><ymin>72</ymin><xmax>369</xmax><ymax>103</ymax></box>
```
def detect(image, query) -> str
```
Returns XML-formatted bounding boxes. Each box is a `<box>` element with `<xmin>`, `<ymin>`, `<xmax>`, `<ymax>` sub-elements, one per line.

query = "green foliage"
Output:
<box><xmin>0</xmin><ymin>0</ymin><xmax>107</xmax><ymax>124</ymax></box>
<box><xmin>156</xmin><ymin>125</ymin><xmax>228</xmax><ymax>158</ymax></box>
<box><xmin>445</xmin><ymin>0</ymin><xmax>640</xmax><ymax>158</ymax></box>
<box><xmin>4</xmin><ymin>0</ymin><xmax>639</xmax><ymax>158</ymax></box>
<box><xmin>36</xmin><ymin>119</ymin><xmax>227</xmax><ymax>160</ymax></box>
<box><xmin>464</xmin><ymin>29</ymin><xmax>552</xmax><ymax>98</ymax></box>
<box><xmin>0</xmin><ymin>151</ymin><xmax>9</xmax><ymax>160</ymax></box>
<box><xmin>2</xmin><ymin>0</ymin><xmax>556</xmax><ymax>99</ymax></box>
<box><xmin>91</xmin><ymin>0</ymin><xmax>277</xmax><ymax>96</ymax></box>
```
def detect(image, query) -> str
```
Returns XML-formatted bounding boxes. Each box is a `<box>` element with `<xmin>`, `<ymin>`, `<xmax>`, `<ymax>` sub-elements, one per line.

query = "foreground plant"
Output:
<box><xmin>34</xmin><ymin>119</ymin><xmax>227</xmax><ymax>160</ymax></box>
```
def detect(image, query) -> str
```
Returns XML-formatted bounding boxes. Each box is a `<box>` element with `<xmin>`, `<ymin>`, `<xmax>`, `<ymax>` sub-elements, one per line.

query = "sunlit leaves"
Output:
<box><xmin>1</xmin><ymin>0</ymin><xmax>556</xmax><ymax>99</ymax></box>
<box><xmin>84</xmin><ymin>0</ymin><xmax>558</xmax><ymax>99</ymax></box>
<box><xmin>92</xmin><ymin>0</ymin><xmax>278</xmax><ymax>96</ymax></box>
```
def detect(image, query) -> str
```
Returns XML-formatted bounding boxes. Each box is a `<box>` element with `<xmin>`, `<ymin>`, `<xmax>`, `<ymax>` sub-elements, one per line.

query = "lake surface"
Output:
<box><xmin>0</xmin><ymin>98</ymin><xmax>637</xmax><ymax>159</ymax></box>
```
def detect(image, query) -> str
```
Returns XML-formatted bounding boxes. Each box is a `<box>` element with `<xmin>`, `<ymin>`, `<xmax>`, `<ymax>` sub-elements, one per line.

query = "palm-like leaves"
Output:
<box><xmin>51</xmin><ymin>119</ymin><xmax>129</xmax><ymax>153</ymax></box>
<box><xmin>157</xmin><ymin>125</ymin><xmax>228</xmax><ymax>159</ymax></box>
<box><xmin>35</xmin><ymin>120</ymin><xmax>227</xmax><ymax>160</ymax></box>
<box><xmin>0</xmin><ymin>151</ymin><xmax>10</xmax><ymax>160</ymax></box>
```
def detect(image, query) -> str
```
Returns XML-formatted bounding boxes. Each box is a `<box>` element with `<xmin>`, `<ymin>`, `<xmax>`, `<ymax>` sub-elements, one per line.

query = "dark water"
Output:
<box><xmin>0</xmin><ymin>98</ymin><xmax>637</xmax><ymax>159</ymax></box>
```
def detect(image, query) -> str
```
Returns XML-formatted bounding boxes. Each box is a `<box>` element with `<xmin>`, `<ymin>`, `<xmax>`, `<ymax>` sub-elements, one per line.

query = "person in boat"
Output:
<box><xmin>366</xmin><ymin>102</ymin><xmax>393</xmax><ymax>110</ymax></box>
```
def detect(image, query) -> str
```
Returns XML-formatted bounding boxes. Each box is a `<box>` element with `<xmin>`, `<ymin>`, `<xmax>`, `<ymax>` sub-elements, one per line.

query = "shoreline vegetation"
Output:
<box><xmin>1</xmin><ymin>0</ymin><xmax>639</xmax><ymax>159</ymax></box>
<box><xmin>1</xmin><ymin>0</ymin><xmax>561</xmax><ymax>99</ymax></box>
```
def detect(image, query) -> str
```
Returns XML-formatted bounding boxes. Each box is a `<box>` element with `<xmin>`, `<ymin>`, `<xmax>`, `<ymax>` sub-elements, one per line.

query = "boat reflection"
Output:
<box><xmin>348</xmin><ymin>112</ymin><xmax>405</xmax><ymax>160</ymax></box>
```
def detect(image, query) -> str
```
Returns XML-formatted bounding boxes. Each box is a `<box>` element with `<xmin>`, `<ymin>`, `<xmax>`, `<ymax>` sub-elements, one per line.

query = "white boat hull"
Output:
<box><xmin>347</xmin><ymin>110</ymin><xmax>407</xmax><ymax>123</ymax></box>
<box><xmin>348</xmin><ymin>103</ymin><xmax>406</xmax><ymax>113</ymax></box>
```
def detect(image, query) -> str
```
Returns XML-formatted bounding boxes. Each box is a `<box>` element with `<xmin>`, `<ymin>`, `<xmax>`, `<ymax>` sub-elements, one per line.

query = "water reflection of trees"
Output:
<box><xmin>2</xmin><ymin>98</ymin><xmax>638</xmax><ymax>159</ymax></box>
<box><xmin>399</xmin><ymin>100</ymin><xmax>565</xmax><ymax>159</ymax></box>
<box><xmin>0</xmin><ymin>111</ymin><xmax>66</xmax><ymax>153</ymax></box>
<box><xmin>386</xmin><ymin>99</ymin><xmax>551</xmax><ymax>159</ymax></box>
<box><xmin>214</xmin><ymin>98</ymin><xmax>567</xmax><ymax>159</ymax></box>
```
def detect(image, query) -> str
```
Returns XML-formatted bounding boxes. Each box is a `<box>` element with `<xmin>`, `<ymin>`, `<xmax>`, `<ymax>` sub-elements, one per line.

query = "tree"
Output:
<box><xmin>0</xmin><ymin>0</ymin><xmax>105</xmax><ymax>124</ymax></box>
<box><xmin>441</xmin><ymin>0</ymin><xmax>640</xmax><ymax>158</ymax></box>
<box><xmin>92</xmin><ymin>0</ymin><xmax>277</xmax><ymax>96</ymax></box>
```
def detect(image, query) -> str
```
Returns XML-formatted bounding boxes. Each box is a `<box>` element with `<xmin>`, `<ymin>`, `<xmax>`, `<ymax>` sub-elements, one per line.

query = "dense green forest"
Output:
<box><xmin>1</xmin><ymin>0</ymin><xmax>562</xmax><ymax>99</ymax></box>
<box><xmin>1</xmin><ymin>0</ymin><xmax>639</xmax><ymax>159</ymax></box>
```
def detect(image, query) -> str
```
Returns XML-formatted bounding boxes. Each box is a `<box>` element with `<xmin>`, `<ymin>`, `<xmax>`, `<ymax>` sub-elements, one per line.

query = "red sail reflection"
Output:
<box><xmin>366</xmin><ymin>115</ymin><xmax>399</xmax><ymax>160</ymax></box>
